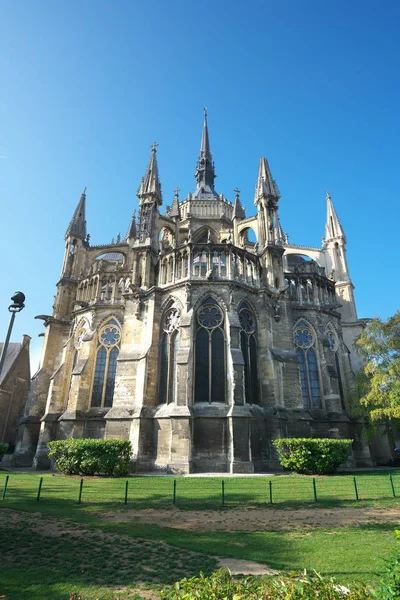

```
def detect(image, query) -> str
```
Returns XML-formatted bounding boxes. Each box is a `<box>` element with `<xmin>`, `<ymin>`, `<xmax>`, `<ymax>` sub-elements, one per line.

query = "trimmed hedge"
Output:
<box><xmin>161</xmin><ymin>569</ymin><xmax>372</xmax><ymax>599</ymax></box>
<box><xmin>0</xmin><ymin>442</ymin><xmax>8</xmax><ymax>461</ymax></box>
<box><xmin>273</xmin><ymin>438</ymin><xmax>353</xmax><ymax>475</ymax></box>
<box><xmin>47</xmin><ymin>439</ymin><xmax>132</xmax><ymax>476</ymax></box>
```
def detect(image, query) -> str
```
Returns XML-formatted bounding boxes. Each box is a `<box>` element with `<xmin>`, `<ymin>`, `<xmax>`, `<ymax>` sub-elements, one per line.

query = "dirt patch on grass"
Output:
<box><xmin>101</xmin><ymin>505</ymin><xmax>400</xmax><ymax>532</ymax></box>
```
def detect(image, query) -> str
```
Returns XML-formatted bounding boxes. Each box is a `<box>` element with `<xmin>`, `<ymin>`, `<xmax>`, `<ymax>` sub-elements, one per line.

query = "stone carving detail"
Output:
<box><xmin>163</xmin><ymin>308</ymin><xmax>181</xmax><ymax>333</ymax></box>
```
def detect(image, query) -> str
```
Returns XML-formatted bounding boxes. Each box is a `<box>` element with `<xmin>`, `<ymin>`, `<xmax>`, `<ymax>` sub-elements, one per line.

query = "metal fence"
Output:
<box><xmin>1</xmin><ymin>473</ymin><xmax>399</xmax><ymax>509</ymax></box>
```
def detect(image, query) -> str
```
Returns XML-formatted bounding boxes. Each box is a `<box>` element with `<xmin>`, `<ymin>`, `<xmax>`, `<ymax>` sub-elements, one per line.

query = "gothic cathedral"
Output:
<box><xmin>15</xmin><ymin>112</ymin><xmax>375</xmax><ymax>472</ymax></box>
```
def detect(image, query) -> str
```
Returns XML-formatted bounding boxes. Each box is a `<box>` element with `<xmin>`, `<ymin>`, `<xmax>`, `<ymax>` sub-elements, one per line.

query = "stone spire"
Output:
<box><xmin>170</xmin><ymin>187</ymin><xmax>181</xmax><ymax>219</ymax></box>
<box><xmin>126</xmin><ymin>210</ymin><xmax>137</xmax><ymax>240</ymax></box>
<box><xmin>325</xmin><ymin>191</ymin><xmax>345</xmax><ymax>241</ymax></box>
<box><xmin>65</xmin><ymin>187</ymin><xmax>87</xmax><ymax>240</ymax></box>
<box><xmin>254</xmin><ymin>158</ymin><xmax>280</xmax><ymax>204</ymax></box>
<box><xmin>137</xmin><ymin>143</ymin><xmax>162</xmax><ymax>205</ymax></box>
<box><xmin>233</xmin><ymin>188</ymin><xmax>245</xmax><ymax>219</ymax></box>
<box><xmin>193</xmin><ymin>108</ymin><xmax>218</xmax><ymax>199</ymax></box>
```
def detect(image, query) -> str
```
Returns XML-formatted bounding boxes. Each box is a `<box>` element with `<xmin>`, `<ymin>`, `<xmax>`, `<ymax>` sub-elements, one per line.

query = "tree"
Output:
<box><xmin>355</xmin><ymin>311</ymin><xmax>400</xmax><ymax>421</ymax></box>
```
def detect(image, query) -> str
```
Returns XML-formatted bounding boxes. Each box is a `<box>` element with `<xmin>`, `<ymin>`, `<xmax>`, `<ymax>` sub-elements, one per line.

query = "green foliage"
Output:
<box><xmin>273</xmin><ymin>438</ymin><xmax>352</xmax><ymax>474</ymax></box>
<box><xmin>161</xmin><ymin>568</ymin><xmax>373</xmax><ymax>599</ymax></box>
<box><xmin>355</xmin><ymin>311</ymin><xmax>400</xmax><ymax>421</ymax></box>
<box><xmin>0</xmin><ymin>442</ymin><xmax>8</xmax><ymax>461</ymax></box>
<box><xmin>47</xmin><ymin>439</ymin><xmax>132</xmax><ymax>476</ymax></box>
<box><xmin>374</xmin><ymin>530</ymin><xmax>400</xmax><ymax>600</ymax></box>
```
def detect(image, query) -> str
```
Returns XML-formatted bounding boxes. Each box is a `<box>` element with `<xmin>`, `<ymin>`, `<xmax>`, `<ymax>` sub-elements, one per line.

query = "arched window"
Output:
<box><xmin>239</xmin><ymin>304</ymin><xmax>259</xmax><ymax>404</ymax></box>
<box><xmin>195</xmin><ymin>298</ymin><xmax>226</xmax><ymax>403</ymax></box>
<box><xmin>158</xmin><ymin>306</ymin><xmax>181</xmax><ymax>404</ymax></box>
<box><xmin>91</xmin><ymin>318</ymin><xmax>121</xmax><ymax>408</ymax></box>
<box><xmin>293</xmin><ymin>320</ymin><xmax>321</xmax><ymax>409</ymax></box>
<box><xmin>326</xmin><ymin>325</ymin><xmax>345</xmax><ymax>409</ymax></box>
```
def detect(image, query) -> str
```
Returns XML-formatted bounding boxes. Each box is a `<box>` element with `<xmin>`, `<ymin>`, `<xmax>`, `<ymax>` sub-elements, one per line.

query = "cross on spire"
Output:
<box><xmin>174</xmin><ymin>186</ymin><xmax>180</xmax><ymax>197</ymax></box>
<box><xmin>150</xmin><ymin>141</ymin><xmax>159</xmax><ymax>152</ymax></box>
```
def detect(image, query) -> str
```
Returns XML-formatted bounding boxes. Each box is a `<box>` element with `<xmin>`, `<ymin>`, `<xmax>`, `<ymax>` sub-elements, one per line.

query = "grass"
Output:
<box><xmin>1</xmin><ymin>470</ymin><xmax>400</xmax><ymax>599</ymax></box>
<box><xmin>1</xmin><ymin>469</ymin><xmax>400</xmax><ymax>509</ymax></box>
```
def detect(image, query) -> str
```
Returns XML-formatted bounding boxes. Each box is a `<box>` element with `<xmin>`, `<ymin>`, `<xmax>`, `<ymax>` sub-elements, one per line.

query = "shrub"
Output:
<box><xmin>161</xmin><ymin>568</ymin><xmax>373</xmax><ymax>599</ymax></box>
<box><xmin>374</xmin><ymin>530</ymin><xmax>400</xmax><ymax>600</ymax></box>
<box><xmin>273</xmin><ymin>438</ymin><xmax>353</xmax><ymax>475</ymax></box>
<box><xmin>47</xmin><ymin>439</ymin><xmax>132</xmax><ymax>476</ymax></box>
<box><xmin>0</xmin><ymin>442</ymin><xmax>8</xmax><ymax>461</ymax></box>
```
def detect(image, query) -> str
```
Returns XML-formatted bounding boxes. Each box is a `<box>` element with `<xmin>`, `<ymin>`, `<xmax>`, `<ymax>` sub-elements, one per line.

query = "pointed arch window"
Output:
<box><xmin>326</xmin><ymin>325</ymin><xmax>345</xmax><ymax>409</ymax></box>
<box><xmin>91</xmin><ymin>318</ymin><xmax>121</xmax><ymax>408</ymax></box>
<box><xmin>195</xmin><ymin>298</ymin><xmax>226</xmax><ymax>403</ymax></box>
<box><xmin>293</xmin><ymin>320</ymin><xmax>321</xmax><ymax>409</ymax></box>
<box><xmin>239</xmin><ymin>304</ymin><xmax>259</xmax><ymax>404</ymax></box>
<box><xmin>158</xmin><ymin>306</ymin><xmax>181</xmax><ymax>404</ymax></box>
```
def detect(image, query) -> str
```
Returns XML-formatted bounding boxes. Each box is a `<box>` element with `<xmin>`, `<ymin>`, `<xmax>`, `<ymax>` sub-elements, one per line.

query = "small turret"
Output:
<box><xmin>65</xmin><ymin>187</ymin><xmax>87</xmax><ymax>240</ymax></box>
<box><xmin>325</xmin><ymin>190</ymin><xmax>345</xmax><ymax>241</ymax></box>
<box><xmin>169</xmin><ymin>187</ymin><xmax>181</xmax><ymax>220</ymax></box>
<box><xmin>254</xmin><ymin>158</ymin><xmax>280</xmax><ymax>205</ymax></box>
<box><xmin>137</xmin><ymin>143</ymin><xmax>162</xmax><ymax>206</ymax></box>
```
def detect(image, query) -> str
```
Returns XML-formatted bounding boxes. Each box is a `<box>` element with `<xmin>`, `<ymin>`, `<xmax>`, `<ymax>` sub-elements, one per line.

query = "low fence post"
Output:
<box><xmin>36</xmin><ymin>477</ymin><xmax>43</xmax><ymax>502</ymax></box>
<box><xmin>312</xmin><ymin>477</ymin><xmax>317</xmax><ymax>502</ymax></box>
<box><xmin>1</xmin><ymin>475</ymin><xmax>9</xmax><ymax>500</ymax></box>
<box><xmin>78</xmin><ymin>478</ymin><xmax>84</xmax><ymax>503</ymax></box>
<box><xmin>269</xmin><ymin>480</ymin><xmax>273</xmax><ymax>504</ymax></box>
<box><xmin>353</xmin><ymin>476</ymin><xmax>359</xmax><ymax>500</ymax></box>
<box><xmin>389</xmin><ymin>473</ymin><xmax>396</xmax><ymax>498</ymax></box>
<box><xmin>222</xmin><ymin>480</ymin><xmax>225</xmax><ymax>506</ymax></box>
<box><xmin>173</xmin><ymin>479</ymin><xmax>177</xmax><ymax>505</ymax></box>
<box><xmin>124</xmin><ymin>480</ymin><xmax>129</xmax><ymax>505</ymax></box>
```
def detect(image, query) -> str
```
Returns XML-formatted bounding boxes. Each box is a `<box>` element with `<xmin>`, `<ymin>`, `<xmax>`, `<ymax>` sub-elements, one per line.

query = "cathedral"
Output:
<box><xmin>14</xmin><ymin>112</ymin><xmax>376</xmax><ymax>472</ymax></box>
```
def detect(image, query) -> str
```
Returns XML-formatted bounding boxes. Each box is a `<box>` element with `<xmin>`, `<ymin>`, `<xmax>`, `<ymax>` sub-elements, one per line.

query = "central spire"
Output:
<box><xmin>193</xmin><ymin>108</ymin><xmax>218</xmax><ymax>199</ymax></box>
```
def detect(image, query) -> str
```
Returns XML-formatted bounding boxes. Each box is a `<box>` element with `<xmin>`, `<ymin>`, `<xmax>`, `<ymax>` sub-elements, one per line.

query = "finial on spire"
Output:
<box><xmin>193</xmin><ymin>108</ymin><xmax>217</xmax><ymax>199</ymax></box>
<box><xmin>150</xmin><ymin>141</ymin><xmax>159</xmax><ymax>153</ymax></box>
<box><xmin>326</xmin><ymin>189</ymin><xmax>331</xmax><ymax>201</ymax></box>
<box><xmin>82</xmin><ymin>186</ymin><xmax>87</xmax><ymax>195</ymax></box>
<box><xmin>174</xmin><ymin>186</ymin><xmax>180</xmax><ymax>198</ymax></box>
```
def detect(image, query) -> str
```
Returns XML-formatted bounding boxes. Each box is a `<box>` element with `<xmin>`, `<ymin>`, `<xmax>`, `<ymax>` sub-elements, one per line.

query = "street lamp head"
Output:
<box><xmin>9</xmin><ymin>291</ymin><xmax>25</xmax><ymax>313</ymax></box>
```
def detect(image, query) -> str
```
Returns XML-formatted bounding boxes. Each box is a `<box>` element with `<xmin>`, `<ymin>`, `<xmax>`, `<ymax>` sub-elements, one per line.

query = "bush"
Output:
<box><xmin>375</xmin><ymin>530</ymin><xmax>400</xmax><ymax>600</ymax></box>
<box><xmin>47</xmin><ymin>439</ymin><xmax>132</xmax><ymax>476</ymax></box>
<box><xmin>161</xmin><ymin>568</ymin><xmax>373</xmax><ymax>599</ymax></box>
<box><xmin>273</xmin><ymin>438</ymin><xmax>353</xmax><ymax>475</ymax></box>
<box><xmin>0</xmin><ymin>442</ymin><xmax>8</xmax><ymax>461</ymax></box>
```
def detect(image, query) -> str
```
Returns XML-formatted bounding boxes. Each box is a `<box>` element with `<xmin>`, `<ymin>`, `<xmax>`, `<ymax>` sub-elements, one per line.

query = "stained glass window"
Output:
<box><xmin>326</xmin><ymin>325</ymin><xmax>345</xmax><ymax>410</ymax></box>
<box><xmin>91</xmin><ymin>319</ymin><xmax>121</xmax><ymax>408</ymax></box>
<box><xmin>239</xmin><ymin>304</ymin><xmax>259</xmax><ymax>404</ymax></box>
<box><xmin>158</xmin><ymin>307</ymin><xmax>181</xmax><ymax>404</ymax></box>
<box><xmin>195</xmin><ymin>298</ymin><xmax>225</xmax><ymax>403</ymax></box>
<box><xmin>293</xmin><ymin>321</ymin><xmax>321</xmax><ymax>408</ymax></box>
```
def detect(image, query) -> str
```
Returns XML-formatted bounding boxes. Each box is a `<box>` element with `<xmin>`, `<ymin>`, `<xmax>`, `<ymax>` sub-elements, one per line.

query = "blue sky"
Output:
<box><xmin>0</xmin><ymin>0</ymin><xmax>399</xmax><ymax>371</ymax></box>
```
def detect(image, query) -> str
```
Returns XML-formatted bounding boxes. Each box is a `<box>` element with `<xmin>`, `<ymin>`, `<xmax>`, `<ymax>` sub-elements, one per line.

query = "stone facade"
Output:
<box><xmin>14</xmin><ymin>113</ymin><xmax>375</xmax><ymax>471</ymax></box>
<box><xmin>0</xmin><ymin>335</ymin><xmax>30</xmax><ymax>453</ymax></box>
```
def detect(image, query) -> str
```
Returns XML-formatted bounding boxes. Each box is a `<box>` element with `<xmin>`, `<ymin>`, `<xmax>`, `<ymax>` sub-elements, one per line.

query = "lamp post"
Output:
<box><xmin>0</xmin><ymin>292</ymin><xmax>26</xmax><ymax>379</ymax></box>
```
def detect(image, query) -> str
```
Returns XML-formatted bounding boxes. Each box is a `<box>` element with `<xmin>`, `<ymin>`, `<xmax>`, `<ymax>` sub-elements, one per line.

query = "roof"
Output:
<box><xmin>0</xmin><ymin>342</ymin><xmax>22</xmax><ymax>385</ymax></box>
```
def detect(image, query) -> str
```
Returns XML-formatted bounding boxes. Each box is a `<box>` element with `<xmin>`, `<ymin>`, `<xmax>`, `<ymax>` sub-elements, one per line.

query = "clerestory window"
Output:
<box><xmin>91</xmin><ymin>318</ymin><xmax>121</xmax><ymax>408</ymax></box>
<box><xmin>293</xmin><ymin>320</ymin><xmax>322</xmax><ymax>409</ymax></box>
<box><xmin>194</xmin><ymin>298</ymin><xmax>226</xmax><ymax>403</ymax></box>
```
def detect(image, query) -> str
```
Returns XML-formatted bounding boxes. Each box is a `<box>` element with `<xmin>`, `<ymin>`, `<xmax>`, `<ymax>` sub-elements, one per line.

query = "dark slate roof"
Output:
<box><xmin>0</xmin><ymin>342</ymin><xmax>22</xmax><ymax>385</ymax></box>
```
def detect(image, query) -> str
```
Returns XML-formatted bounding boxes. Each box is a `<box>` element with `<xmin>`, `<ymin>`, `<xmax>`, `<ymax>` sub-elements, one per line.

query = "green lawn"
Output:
<box><xmin>1</xmin><ymin>470</ymin><xmax>400</xmax><ymax>599</ymax></box>
<box><xmin>1</xmin><ymin>469</ymin><xmax>400</xmax><ymax>509</ymax></box>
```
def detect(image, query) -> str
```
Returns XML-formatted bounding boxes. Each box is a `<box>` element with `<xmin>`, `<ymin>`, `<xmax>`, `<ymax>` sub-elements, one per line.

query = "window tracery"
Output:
<box><xmin>159</xmin><ymin>306</ymin><xmax>181</xmax><ymax>404</ymax></box>
<box><xmin>91</xmin><ymin>318</ymin><xmax>121</xmax><ymax>408</ymax></box>
<box><xmin>195</xmin><ymin>298</ymin><xmax>226</xmax><ymax>403</ymax></box>
<box><xmin>325</xmin><ymin>324</ymin><xmax>345</xmax><ymax>409</ymax></box>
<box><xmin>293</xmin><ymin>320</ymin><xmax>321</xmax><ymax>409</ymax></box>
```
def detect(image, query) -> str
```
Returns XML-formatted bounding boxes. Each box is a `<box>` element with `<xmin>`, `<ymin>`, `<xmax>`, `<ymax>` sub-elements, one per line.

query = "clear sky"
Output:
<box><xmin>0</xmin><ymin>0</ymin><xmax>399</xmax><ymax>372</ymax></box>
